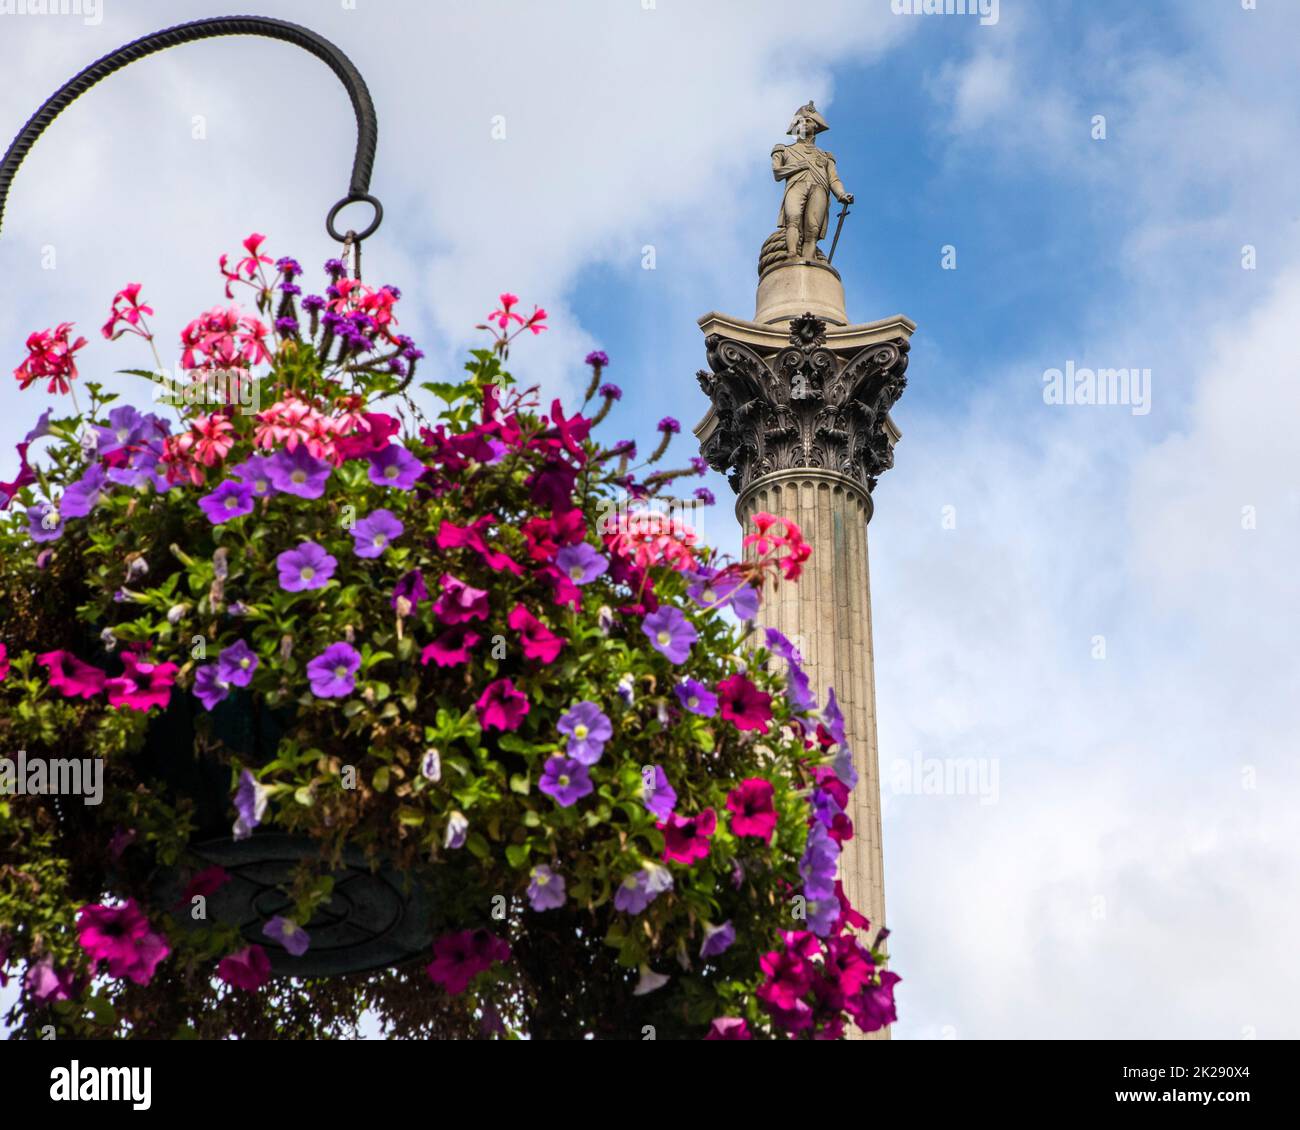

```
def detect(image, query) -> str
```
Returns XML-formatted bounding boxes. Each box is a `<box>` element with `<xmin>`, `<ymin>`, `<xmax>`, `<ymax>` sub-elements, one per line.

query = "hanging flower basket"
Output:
<box><xmin>0</xmin><ymin>19</ymin><xmax>897</xmax><ymax>1041</ymax></box>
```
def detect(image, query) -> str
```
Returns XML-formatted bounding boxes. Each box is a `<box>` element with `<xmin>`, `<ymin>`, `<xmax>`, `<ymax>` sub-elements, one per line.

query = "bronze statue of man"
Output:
<box><xmin>771</xmin><ymin>101</ymin><xmax>854</xmax><ymax>262</ymax></box>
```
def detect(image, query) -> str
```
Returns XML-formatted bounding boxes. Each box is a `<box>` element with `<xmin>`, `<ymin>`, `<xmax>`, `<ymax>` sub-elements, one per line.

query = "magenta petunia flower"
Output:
<box><xmin>435</xmin><ymin>574</ymin><xmax>490</xmax><ymax>624</ymax></box>
<box><xmin>367</xmin><ymin>444</ymin><xmax>425</xmax><ymax>490</ymax></box>
<box><xmin>538</xmin><ymin>754</ymin><xmax>593</xmax><ymax>808</ymax></box>
<box><xmin>527</xmin><ymin>865</ymin><xmax>567</xmax><ymax>911</ymax></box>
<box><xmin>475</xmin><ymin>677</ymin><xmax>529</xmax><ymax>731</ymax></box>
<box><xmin>263</xmin><ymin>915</ymin><xmax>311</xmax><ymax>958</ymax></box>
<box><xmin>180</xmin><ymin>866</ymin><xmax>230</xmax><ymax>905</ymax></box>
<box><xmin>306</xmin><ymin>641</ymin><xmax>361</xmax><ymax>698</ymax></box>
<box><xmin>420</xmin><ymin>627</ymin><xmax>480</xmax><ymax>668</ymax></box>
<box><xmin>228</xmin><ymin>453</ymin><xmax>277</xmax><ymax>497</ymax></box>
<box><xmin>276</xmin><ymin>541</ymin><xmax>337</xmax><ymax>592</ymax></box>
<box><xmin>217</xmin><ymin>639</ymin><xmax>258</xmax><ymax>687</ymax></box>
<box><xmin>24</xmin><ymin>956</ymin><xmax>76</xmax><ymax>1005</ymax></box>
<box><xmin>641</xmin><ymin>606</ymin><xmax>698</xmax><ymax>664</ymax></box>
<box><xmin>198</xmin><ymin>479</ymin><xmax>255</xmax><ymax>524</ymax></box>
<box><xmin>555</xmin><ymin>542</ymin><xmax>608</xmax><ymax>585</ymax></box>
<box><xmin>704</xmin><ymin>1017</ymin><xmax>752</xmax><ymax>1040</ymax></box>
<box><xmin>658</xmin><ymin>807</ymin><xmax>716</xmax><ymax>865</ymax></box>
<box><xmin>717</xmin><ymin>673</ymin><xmax>772</xmax><ymax>733</ymax></box>
<box><xmin>350</xmin><ymin>508</ymin><xmax>404</xmax><ymax>558</ymax></box>
<box><xmin>726</xmin><ymin>777</ymin><xmax>777</xmax><ymax>842</ymax></box>
<box><xmin>217</xmin><ymin>944</ymin><xmax>272</xmax><ymax>991</ymax></box>
<box><xmin>640</xmin><ymin>763</ymin><xmax>677</xmax><ymax>820</ymax></box>
<box><xmin>193</xmin><ymin>664</ymin><xmax>231</xmax><ymax>711</ymax></box>
<box><xmin>267</xmin><ymin>445</ymin><xmax>331</xmax><ymax>499</ymax></box>
<box><xmin>76</xmin><ymin>899</ymin><xmax>170</xmax><ymax>985</ymax></box>
<box><xmin>674</xmin><ymin>678</ymin><xmax>718</xmax><ymax>717</ymax></box>
<box><xmin>0</xmin><ymin>642</ymin><xmax>8</xmax><ymax>683</ymax></box>
<box><xmin>425</xmin><ymin>928</ymin><xmax>511</xmax><ymax>995</ymax></box>
<box><xmin>105</xmin><ymin>653</ymin><xmax>178</xmax><ymax>712</ymax></box>
<box><xmin>37</xmin><ymin>649</ymin><xmax>106</xmax><ymax>699</ymax></box>
<box><xmin>556</xmin><ymin>701</ymin><xmax>612</xmax><ymax>765</ymax></box>
<box><xmin>507</xmin><ymin>604</ymin><xmax>566</xmax><ymax>663</ymax></box>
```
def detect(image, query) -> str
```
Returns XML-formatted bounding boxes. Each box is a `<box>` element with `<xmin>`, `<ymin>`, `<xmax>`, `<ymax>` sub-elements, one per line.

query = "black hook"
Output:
<box><xmin>0</xmin><ymin>15</ymin><xmax>383</xmax><ymax>245</ymax></box>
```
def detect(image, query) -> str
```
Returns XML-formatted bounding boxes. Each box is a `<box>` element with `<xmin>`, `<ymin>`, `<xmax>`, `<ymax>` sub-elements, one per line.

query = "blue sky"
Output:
<box><xmin>2</xmin><ymin>0</ymin><xmax>1297</xmax><ymax>1037</ymax></box>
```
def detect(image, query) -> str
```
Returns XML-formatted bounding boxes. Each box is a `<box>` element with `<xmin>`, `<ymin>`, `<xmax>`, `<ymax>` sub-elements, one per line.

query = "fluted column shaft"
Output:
<box><xmin>738</xmin><ymin>469</ymin><xmax>886</xmax><ymax>945</ymax></box>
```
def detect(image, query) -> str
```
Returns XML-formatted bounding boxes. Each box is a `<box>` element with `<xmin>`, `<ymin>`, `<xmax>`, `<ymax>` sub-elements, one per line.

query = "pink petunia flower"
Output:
<box><xmin>76</xmin><ymin>899</ymin><xmax>170</xmax><ymax>985</ymax></box>
<box><xmin>217</xmin><ymin>944</ymin><xmax>272</xmax><ymax>991</ymax></box>
<box><xmin>658</xmin><ymin>808</ymin><xmax>717</xmax><ymax>865</ymax></box>
<box><xmin>726</xmin><ymin>777</ymin><xmax>778</xmax><ymax>843</ymax></box>
<box><xmin>475</xmin><ymin>677</ymin><xmax>529</xmax><ymax>732</ymax></box>
<box><xmin>717</xmin><ymin>673</ymin><xmax>773</xmax><ymax>733</ymax></box>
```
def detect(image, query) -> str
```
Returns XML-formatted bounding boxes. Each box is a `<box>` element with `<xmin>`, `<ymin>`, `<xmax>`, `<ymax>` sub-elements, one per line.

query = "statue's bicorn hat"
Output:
<box><xmin>788</xmin><ymin>101</ymin><xmax>830</xmax><ymax>135</ymax></box>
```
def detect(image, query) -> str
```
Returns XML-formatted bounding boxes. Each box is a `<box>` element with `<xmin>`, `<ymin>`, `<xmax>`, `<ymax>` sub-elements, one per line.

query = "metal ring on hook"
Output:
<box><xmin>326</xmin><ymin>193</ymin><xmax>383</xmax><ymax>243</ymax></box>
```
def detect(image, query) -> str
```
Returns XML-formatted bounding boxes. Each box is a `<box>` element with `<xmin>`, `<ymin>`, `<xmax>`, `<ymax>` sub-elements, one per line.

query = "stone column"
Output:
<box><xmin>694</xmin><ymin>304</ymin><xmax>913</xmax><ymax>1035</ymax></box>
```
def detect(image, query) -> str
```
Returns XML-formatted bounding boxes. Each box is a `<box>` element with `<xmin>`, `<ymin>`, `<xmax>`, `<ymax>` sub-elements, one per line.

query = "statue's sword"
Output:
<box><xmin>827</xmin><ymin>200</ymin><xmax>851</xmax><ymax>264</ymax></box>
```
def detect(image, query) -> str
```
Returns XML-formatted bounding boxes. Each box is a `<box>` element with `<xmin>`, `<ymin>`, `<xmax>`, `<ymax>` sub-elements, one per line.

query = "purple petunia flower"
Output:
<box><xmin>538</xmin><ymin>755</ymin><xmax>593</xmax><ymax>808</ymax></box>
<box><xmin>350</xmin><ymin>508</ymin><xmax>404</xmax><ymax>558</ymax></box>
<box><xmin>229</xmin><ymin>454</ymin><xmax>277</xmax><ymax>498</ymax></box>
<box><xmin>700</xmin><ymin>920</ymin><xmax>735</xmax><ymax>959</ymax></box>
<box><xmin>614</xmin><ymin>867</ymin><xmax>672</xmax><ymax>914</ymax></box>
<box><xmin>193</xmin><ymin>664</ymin><xmax>231</xmax><ymax>711</ymax></box>
<box><xmin>95</xmin><ymin>405</ymin><xmax>146</xmax><ymax>455</ymax></box>
<box><xmin>306</xmin><ymin>641</ymin><xmax>361</xmax><ymax>698</ymax></box>
<box><xmin>199</xmin><ymin>480</ymin><xmax>255</xmax><ymax>525</ymax></box>
<box><xmin>217</xmin><ymin>640</ymin><xmax>259</xmax><ymax>687</ymax></box>
<box><xmin>392</xmin><ymin>569</ymin><xmax>429</xmax><ymax>614</ymax></box>
<box><xmin>233</xmin><ymin>769</ymin><xmax>268</xmax><ymax>840</ymax></box>
<box><xmin>60</xmin><ymin>464</ymin><xmax>108</xmax><ymax>519</ymax></box>
<box><xmin>557</xmin><ymin>701</ymin><xmax>612</xmax><ymax>765</ymax></box>
<box><xmin>26</xmin><ymin>502</ymin><xmax>63</xmax><ymax>542</ymax></box>
<box><xmin>674</xmin><ymin>678</ymin><xmax>718</xmax><ymax>717</ymax></box>
<box><xmin>276</xmin><ymin>541</ymin><xmax>337</xmax><ymax>592</ymax></box>
<box><xmin>444</xmin><ymin>811</ymin><xmax>469</xmax><ymax>849</ymax></box>
<box><xmin>800</xmin><ymin>822</ymin><xmax>840</xmax><ymax>906</ymax></box>
<box><xmin>367</xmin><ymin>444</ymin><xmax>424</xmax><ymax>490</ymax></box>
<box><xmin>263</xmin><ymin>915</ymin><xmax>311</xmax><ymax>957</ymax></box>
<box><xmin>555</xmin><ymin>542</ymin><xmax>608</xmax><ymax>586</ymax></box>
<box><xmin>689</xmin><ymin>569</ymin><xmax>759</xmax><ymax>621</ymax></box>
<box><xmin>527</xmin><ymin>865</ymin><xmax>567</xmax><ymax>911</ymax></box>
<box><xmin>641</xmin><ymin>606</ymin><xmax>698</xmax><ymax>664</ymax></box>
<box><xmin>640</xmin><ymin>764</ymin><xmax>677</xmax><ymax>820</ymax></box>
<box><xmin>823</xmin><ymin>688</ymin><xmax>857</xmax><ymax>789</ymax></box>
<box><xmin>267</xmin><ymin>446</ymin><xmax>331</xmax><ymax>499</ymax></box>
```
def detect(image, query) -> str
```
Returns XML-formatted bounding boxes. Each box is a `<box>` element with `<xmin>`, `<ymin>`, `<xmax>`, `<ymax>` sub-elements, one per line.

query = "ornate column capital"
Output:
<box><xmin>695</xmin><ymin>313</ymin><xmax>910</xmax><ymax>499</ymax></box>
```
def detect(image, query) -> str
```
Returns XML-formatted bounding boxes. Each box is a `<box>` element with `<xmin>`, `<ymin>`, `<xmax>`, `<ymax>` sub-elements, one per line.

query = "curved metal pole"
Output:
<box><xmin>0</xmin><ymin>15</ymin><xmax>382</xmax><ymax>243</ymax></box>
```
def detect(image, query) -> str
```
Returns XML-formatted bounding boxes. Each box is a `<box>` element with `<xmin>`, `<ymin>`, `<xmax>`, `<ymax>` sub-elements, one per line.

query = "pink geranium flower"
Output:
<box><xmin>475</xmin><ymin>677</ymin><xmax>529</xmax><ymax>732</ymax></box>
<box><xmin>76</xmin><ymin>899</ymin><xmax>170</xmax><ymax>985</ymax></box>
<box><xmin>102</xmin><ymin>283</ymin><xmax>154</xmax><ymax>341</ymax></box>
<box><xmin>726</xmin><ymin>777</ymin><xmax>778</xmax><ymax>843</ymax></box>
<box><xmin>658</xmin><ymin>808</ymin><xmax>717</xmax><ymax>865</ymax></box>
<box><xmin>14</xmin><ymin>322</ymin><xmax>87</xmax><ymax>395</ymax></box>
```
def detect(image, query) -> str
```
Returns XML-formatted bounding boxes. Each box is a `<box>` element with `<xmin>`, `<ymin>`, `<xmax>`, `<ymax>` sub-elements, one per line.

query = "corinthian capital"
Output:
<box><xmin>696</xmin><ymin>313</ymin><xmax>909</xmax><ymax>498</ymax></box>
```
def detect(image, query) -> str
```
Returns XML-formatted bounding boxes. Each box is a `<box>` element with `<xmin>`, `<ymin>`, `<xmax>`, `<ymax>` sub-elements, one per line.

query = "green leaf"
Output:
<box><xmin>505</xmin><ymin>843</ymin><xmax>531</xmax><ymax>869</ymax></box>
<box><xmin>509</xmin><ymin>772</ymin><xmax>530</xmax><ymax>795</ymax></box>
